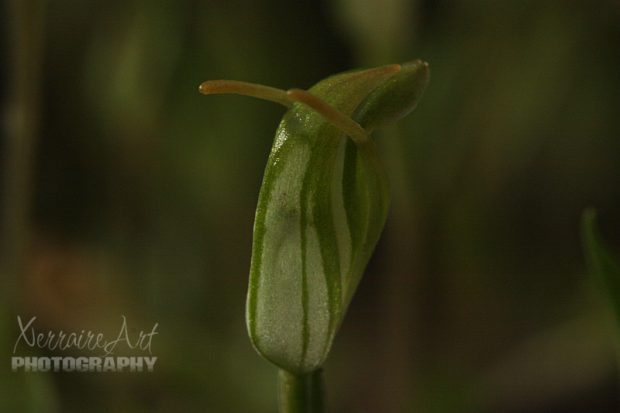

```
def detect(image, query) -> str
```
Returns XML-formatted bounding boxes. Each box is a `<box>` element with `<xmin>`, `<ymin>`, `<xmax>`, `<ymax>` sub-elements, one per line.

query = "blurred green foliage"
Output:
<box><xmin>583</xmin><ymin>210</ymin><xmax>620</xmax><ymax>341</ymax></box>
<box><xmin>2</xmin><ymin>0</ymin><xmax>620</xmax><ymax>412</ymax></box>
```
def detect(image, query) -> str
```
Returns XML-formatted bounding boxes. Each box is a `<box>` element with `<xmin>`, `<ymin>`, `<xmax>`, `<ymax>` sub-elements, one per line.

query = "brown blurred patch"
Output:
<box><xmin>19</xmin><ymin>234</ymin><xmax>113</xmax><ymax>331</ymax></box>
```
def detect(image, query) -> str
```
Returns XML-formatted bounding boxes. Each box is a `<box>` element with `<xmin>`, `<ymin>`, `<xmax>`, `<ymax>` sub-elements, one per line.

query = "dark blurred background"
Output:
<box><xmin>2</xmin><ymin>0</ymin><xmax>620</xmax><ymax>412</ymax></box>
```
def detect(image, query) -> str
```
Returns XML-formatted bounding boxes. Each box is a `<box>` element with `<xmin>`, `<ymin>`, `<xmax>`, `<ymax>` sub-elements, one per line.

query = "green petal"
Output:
<box><xmin>247</xmin><ymin>63</ymin><xmax>427</xmax><ymax>373</ymax></box>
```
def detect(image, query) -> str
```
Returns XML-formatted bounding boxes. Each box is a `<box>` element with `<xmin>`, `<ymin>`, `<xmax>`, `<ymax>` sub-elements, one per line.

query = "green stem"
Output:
<box><xmin>278</xmin><ymin>369</ymin><xmax>325</xmax><ymax>413</ymax></box>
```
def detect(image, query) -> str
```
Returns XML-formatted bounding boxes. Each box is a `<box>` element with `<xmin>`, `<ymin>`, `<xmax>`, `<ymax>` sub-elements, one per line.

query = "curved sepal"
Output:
<box><xmin>245</xmin><ymin>62</ymin><xmax>428</xmax><ymax>373</ymax></box>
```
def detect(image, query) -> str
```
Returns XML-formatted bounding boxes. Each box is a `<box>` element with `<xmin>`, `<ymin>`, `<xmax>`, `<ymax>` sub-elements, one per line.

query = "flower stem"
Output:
<box><xmin>278</xmin><ymin>369</ymin><xmax>325</xmax><ymax>413</ymax></box>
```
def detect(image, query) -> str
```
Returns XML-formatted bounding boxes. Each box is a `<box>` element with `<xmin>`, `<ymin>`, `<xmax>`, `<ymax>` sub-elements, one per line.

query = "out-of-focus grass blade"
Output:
<box><xmin>582</xmin><ymin>208</ymin><xmax>620</xmax><ymax>330</ymax></box>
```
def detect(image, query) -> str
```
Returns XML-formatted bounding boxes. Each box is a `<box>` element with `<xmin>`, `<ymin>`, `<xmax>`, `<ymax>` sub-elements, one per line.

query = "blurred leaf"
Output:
<box><xmin>582</xmin><ymin>208</ymin><xmax>620</xmax><ymax>330</ymax></box>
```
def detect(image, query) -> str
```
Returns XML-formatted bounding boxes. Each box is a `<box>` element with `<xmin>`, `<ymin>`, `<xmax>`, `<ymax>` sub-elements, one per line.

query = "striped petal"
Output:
<box><xmin>247</xmin><ymin>62</ymin><xmax>428</xmax><ymax>373</ymax></box>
